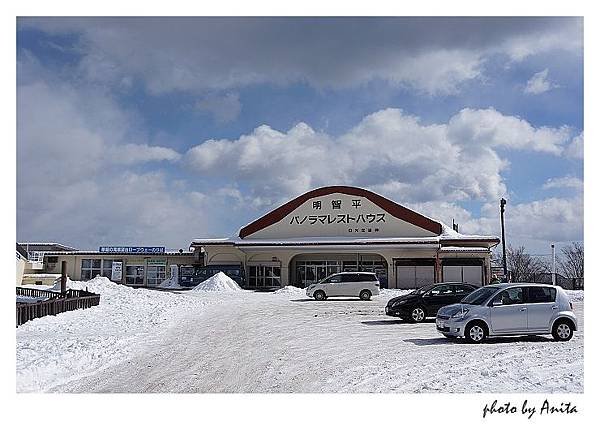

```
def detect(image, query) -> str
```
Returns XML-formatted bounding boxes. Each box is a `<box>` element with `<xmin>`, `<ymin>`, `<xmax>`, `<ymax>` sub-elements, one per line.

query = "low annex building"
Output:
<box><xmin>191</xmin><ymin>186</ymin><xmax>500</xmax><ymax>289</ymax></box>
<box><xmin>22</xmin><ymin>245</ymin><xmax>200</xmax><ymax>287</ymax></box>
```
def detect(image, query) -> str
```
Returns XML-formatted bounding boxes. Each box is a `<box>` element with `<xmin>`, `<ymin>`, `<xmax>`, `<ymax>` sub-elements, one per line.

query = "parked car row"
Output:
<box><xmin>305</xmin><ymin>272</ymin><xmax>578</xmax><ymax>344</ymax></box>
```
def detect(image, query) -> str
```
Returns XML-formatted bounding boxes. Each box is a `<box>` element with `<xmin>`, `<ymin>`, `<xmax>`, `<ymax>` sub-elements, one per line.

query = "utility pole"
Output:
<box><xmin>500</xmin><ymin>198</ymin><xmax>508</xmax><ymax>281</ymax></box>
<box><xmin>551</xmin><ymin>243</ymin><xmax>556</xmax><ymax>285</ymax></box>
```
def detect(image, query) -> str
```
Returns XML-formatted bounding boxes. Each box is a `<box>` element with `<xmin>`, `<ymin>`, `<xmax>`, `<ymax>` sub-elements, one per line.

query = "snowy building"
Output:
<box><xmin>191</xmin><ymin>186</ymin><xmax>500</xmax><ymax>289</ymax></box>
<box><xmin>26</xmin><ymin>247</ymin><xmax>200</xmax><ymax>287</ymax></box>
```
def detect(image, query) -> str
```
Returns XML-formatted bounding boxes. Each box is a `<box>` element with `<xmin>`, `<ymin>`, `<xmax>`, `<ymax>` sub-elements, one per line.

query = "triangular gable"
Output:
<box><xmin>239</xmin><ymin>186</ymin><xmax>442</xmax><ymax>239</ymax></box>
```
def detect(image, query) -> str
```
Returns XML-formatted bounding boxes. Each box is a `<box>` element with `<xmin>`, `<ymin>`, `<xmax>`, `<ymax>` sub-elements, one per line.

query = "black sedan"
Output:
<box><xmin>385</xmin><ymin>282</ymin><xmax>478</xmax><ymax>322</ymax></box>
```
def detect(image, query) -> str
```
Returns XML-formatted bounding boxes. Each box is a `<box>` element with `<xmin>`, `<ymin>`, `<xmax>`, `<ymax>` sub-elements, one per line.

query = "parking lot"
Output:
<box><xmin>51</xmin><ymin>289</ymin><xmax>584</xmax><ymax>393</ymax></box>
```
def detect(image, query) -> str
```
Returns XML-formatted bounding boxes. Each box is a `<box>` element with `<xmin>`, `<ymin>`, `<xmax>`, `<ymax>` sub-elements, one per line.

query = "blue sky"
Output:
<box><xmin>16</xmin><ymin>17</ymin><xmax>583</xmax><ymax>252</ymax></box>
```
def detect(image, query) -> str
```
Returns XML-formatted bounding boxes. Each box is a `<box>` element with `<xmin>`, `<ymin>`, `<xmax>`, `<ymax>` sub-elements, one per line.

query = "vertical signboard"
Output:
<box><xmin>111</xmin><ymin>261</ymin><xmax>123</xmax><ymax>281</ymax></box>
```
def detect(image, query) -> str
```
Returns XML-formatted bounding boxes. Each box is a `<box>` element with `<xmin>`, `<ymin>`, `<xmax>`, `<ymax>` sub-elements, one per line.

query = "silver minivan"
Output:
<box><xmin>306</xmin><ymin>272</ymin><xmax>380</xmax><ymax>301</ymax></box>
<box><xmin>436</xmin><ymin>283</ymin><xmax>577</xmax><ymax>343</ymax></box>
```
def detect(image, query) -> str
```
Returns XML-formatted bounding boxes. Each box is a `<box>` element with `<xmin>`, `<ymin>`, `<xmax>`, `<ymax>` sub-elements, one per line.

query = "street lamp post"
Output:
<box><xmin>500</xmin><ymin>198</ymin><xmax>508</xmax><ymax>281</ymax></box>
<box><xmin>551</xmin><ymin>243</ymin><xmax>556</xmax><ymax>285</ymax></box>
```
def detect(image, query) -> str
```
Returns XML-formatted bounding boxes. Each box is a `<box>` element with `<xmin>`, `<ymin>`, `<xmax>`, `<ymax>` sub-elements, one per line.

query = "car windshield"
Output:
<box><xmin>461</xmin><ymin>286</ymin><xmax>499</xmax><ymax>305</ymax></box>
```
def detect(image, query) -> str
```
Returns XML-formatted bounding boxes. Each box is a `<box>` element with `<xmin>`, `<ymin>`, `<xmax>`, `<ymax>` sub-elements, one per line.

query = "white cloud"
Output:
<box><xmin>564</xmin><ymin>132</ymin><xmax>584</xmax><ymax>159</ymax></box>
<box><xmin>185</xmin><ymin>107</ymin><xmax>574</xmax><ymax>207</ymax></box>
<box><xmin>16</xmin><ymin>77</ymin><xmax>210</xmax><ymax>248</ymax></box>
<box><xmin>446</xmin><ymin>108</ymin><xmax>570</xmax><ymax>154</ymax></box>
<box><xmin>406</xmin><ymin>196</ymin><xmax>583</xmax><ymax>252</ymax></box>
<box><xmin>524</xmin><ymin>69</ymin><xmax>559</xmax><ymax>94</ymax></box>
<box><xmin>18</xmin><ymin>17</ymin><xmax>582</xmax><ymax>96</ymax></box>
<box><xmin>17</xmin><ymin>77</ymin><xmax>582</xmax><ymax>250</ymax></box>
<box><xmin>542</xmin><ymin>176</ymin><xmax>583</xmax><ymax>191</ymax></box>
<box><xmin>195</xmin><ymin>93</ymin><xmax>242</xmax><ymax>124</ymax></box>
<box><xmin>108</xmin><ymin>144</ymin><xmax>181</xmax><ymax>165</ymax></box>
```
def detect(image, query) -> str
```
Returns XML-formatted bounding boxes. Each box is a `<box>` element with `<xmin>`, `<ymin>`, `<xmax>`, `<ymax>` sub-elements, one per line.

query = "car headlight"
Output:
<box><xmin>392</xmin><ymin>300</ymin><xmax>407</xmax><ymax>307</ymax></box>
<box><xmin>451</xmin><ymin>308</ymin><xmax>469</xmax><ymax>319</ymax></box>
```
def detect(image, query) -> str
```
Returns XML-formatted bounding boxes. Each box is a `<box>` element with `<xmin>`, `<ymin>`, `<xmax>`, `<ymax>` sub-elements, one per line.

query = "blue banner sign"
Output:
<box><xmin>99</xmin><ymin>246</ymin><xmax>165</xmax><ymax>254</ymax></box>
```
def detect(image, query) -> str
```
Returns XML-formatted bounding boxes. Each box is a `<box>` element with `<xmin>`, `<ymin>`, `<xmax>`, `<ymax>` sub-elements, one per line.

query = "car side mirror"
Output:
<box><xmin>491</xmin><ymin>300</ymin><xmax>502</xmax><ymax>307</ymax></box>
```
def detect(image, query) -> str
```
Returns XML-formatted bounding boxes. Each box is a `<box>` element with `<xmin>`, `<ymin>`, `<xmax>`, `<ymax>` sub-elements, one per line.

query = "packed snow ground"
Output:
<box><xmin>16</xmin><ymin>284</ymin><xmax>584</xmax><ymax>393</ymax></box>
<box><xmin>16</xmin><ymin>277</ymin><xmax>229</xmax><ymax>392</ymax></box>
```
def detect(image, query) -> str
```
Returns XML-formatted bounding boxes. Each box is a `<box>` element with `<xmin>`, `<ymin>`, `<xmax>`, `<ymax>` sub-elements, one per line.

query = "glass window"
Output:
<box><xmin>430</xmin><ymin>284</ymin><xmax>453</xmax><ymax>296</ymax></box>
<box><xmin>527</xmin><ymin>286</ymin><xmax>556</xmax><ymax>303</ymax></box>
<box><xmin>146</xmin><ymin>265</ymin><xmax>166</xmax><ymax>286</ymax></box>
<box><xmin>454</xmin><ymin>285</ymin><xmax>474</xmax><ymax>295</ymax></box>
<box><xmin>341</xmin><ymin>274</ymin><xmax>357</xmax><ymax>283</ymax></box>
<box><xmin>249</xmin><ymin>265</ymin><xmax>281</xmax><ymax>287</ymax></box>
<box><xmin>492</xmin><ymin>287</ymin><xmax>524</xmax><ymax>305</ymax></box>
<box><xmin>125</xmin><ymin>265</ymin><xmax>144</xmax><ymax>286</ymax></box>
<box><xmin>81</xmin><ymin>259</ymin><xmax>101</xmax><ymax>281</ymax></box>
<box><xmin>102</xmin><ymin>259</ymin><xmax>113</xmax><ymax>278</ymax></box>
<box><xmin>462</xmin><ymin>286</ymin><xmax>499</xmax><ymax>305</ymax></box>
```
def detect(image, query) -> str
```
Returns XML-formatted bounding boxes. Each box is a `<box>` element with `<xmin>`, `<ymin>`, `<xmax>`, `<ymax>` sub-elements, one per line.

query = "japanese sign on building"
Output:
<box><xmin>288</xmin><ymin>197</ymin><xmax>386</xmax><ymax>234</ymax></box>
<box><xmin>99</xmin><ymin>246</ymin><xmax>165</xmax><ymax>254</ymax></box>
<box><xmin>244</xmin><ymin>193</ymin><xmax>435</xmax><ymax>239</ymax></box>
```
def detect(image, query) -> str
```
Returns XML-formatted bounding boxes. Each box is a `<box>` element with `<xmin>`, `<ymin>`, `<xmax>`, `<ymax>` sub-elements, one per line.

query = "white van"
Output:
<box><xmin>305</xmin><ymin>272</ymin><xmax>380</xmax><ymax>300</ymax></box>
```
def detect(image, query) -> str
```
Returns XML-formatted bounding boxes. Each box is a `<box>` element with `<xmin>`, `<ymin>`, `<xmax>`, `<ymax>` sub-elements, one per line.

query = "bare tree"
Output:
<box><xmin>505</xmin><ymin>245</ymin><xmax>548</xmax><ymax>282</ymax></box>
<box><xmin>558</xmin><ymin>242</ymin><xmax>584</xmax><ymax>278</ymax></box>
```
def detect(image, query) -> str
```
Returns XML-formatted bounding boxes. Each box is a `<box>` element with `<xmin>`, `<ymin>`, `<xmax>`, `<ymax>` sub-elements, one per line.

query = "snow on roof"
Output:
<box><xmin>18</xmin><ymin>242</ymin><xmax>78</xmax><ymax>251</ymax></box>
<box><xmin>192</xmin><ymin>231</ymin><xmax>499</xmax><ymax>247</ymax></box>
<box><xmin>439</xmin><ymin>246</ymin><xmax>491</xmax><ymax>252</ymax></box>
<box><xmin>39</xmin><ymin>250</ymin><xmax>194</xmax><ymax>256</ymax></box>
<box><xmin>191</xmin><ymin>236</ymin><xmax>443</xmax><ymax>246</ymax></box>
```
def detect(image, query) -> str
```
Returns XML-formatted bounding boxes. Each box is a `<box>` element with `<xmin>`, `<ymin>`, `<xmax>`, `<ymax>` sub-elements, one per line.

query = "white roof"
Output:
<box><xmin>439</xmin><ymin>246</ymin><xmax>491</xmax><ymax>252</ymax></box>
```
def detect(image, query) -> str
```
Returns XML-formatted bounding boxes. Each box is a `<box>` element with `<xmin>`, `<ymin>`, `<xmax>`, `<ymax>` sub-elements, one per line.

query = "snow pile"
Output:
<box><xmin>191</xmin><ymin>272</ymin><xmax>243</xmax><ymax>292</ymax></box>
<box><xmin>16</xmin><ymin>276</ymin><xmax>214</xmax><ymax>392</ymax></box>
<box><xmin>566</xmin><ymin>290</ymin><xmax>584</xmax><ymax>302</ymax></box>
<box><xmin>158</xmin><ymin>276</ymin><xmax>183</xmax><ymax>289</ymax></box>
<box><xmin>273</xmin><ymin>286</ymin><xmax>305</xmax><ymax>296</ymax></box>
<box><xmin>50</xmin><ymin>276</ymin><xmax>73</xmax><ymax>291</ymax></box>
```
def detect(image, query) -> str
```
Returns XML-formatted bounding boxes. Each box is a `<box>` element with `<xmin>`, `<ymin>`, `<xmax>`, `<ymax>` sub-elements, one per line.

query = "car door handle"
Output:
<box><xmin>520</xmin><ymin>307</ymin><xmax>527</xmax><ymax>311</ymax></box>
<box><xmin>552</xmin><ymin>306</ymin><xmax>559</xmax><ymax>310</ymax></box>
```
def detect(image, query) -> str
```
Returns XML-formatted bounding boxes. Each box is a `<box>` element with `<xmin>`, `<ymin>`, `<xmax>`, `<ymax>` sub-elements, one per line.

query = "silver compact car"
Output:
<box><xmin>436</xmin><ymin>283</ymin><xmax>577</xmax><ymax>343</ymax></box>
<box><xmin>306</xmin><ymin>272</ymin><xmax>380</xmax><ymax>301</ymax></box>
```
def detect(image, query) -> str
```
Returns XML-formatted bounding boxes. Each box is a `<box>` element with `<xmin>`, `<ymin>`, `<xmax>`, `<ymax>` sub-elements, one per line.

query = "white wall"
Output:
<box><xmin>246</xmin><ymin>193</ymin><xmax>437</xmax><ymax>239</ymax></box>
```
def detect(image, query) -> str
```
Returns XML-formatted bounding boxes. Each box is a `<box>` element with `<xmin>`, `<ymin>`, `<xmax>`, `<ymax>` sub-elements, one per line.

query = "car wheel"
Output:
<box><xmin>359</xmin><ymin>290</ymin><xmax>371</xmax><ymax>301</ymax></box>
<box><xmin>314</xmin><ymin>290</ymin><xmax>326</xmax><ymax>301</ymax></box>
<box><xmin>410</xmin><ymin>306</ymin><xmax>426</xmax><ymax>323</ymax></box>
<box><xmin>552</xmin><ymin>320</ymin><xmax>574</xmax><ymax>341</ymax></box>
<box><xmin>465</xmin><ymin>322</ymin><xmax>487</xmax><ymax>343</ymax></box>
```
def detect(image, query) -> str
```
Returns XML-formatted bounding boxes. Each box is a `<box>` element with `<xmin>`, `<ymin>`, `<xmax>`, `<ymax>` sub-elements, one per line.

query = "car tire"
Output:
<box><xmin>552</xmin><ymin>320</ymin><xmax>574</xmax><ymax>342</ymax></box>
<box><xmin>465</xmin><ymin>321</ymin><xmax>487</xmax><ymax>343</ymax></box>
<box><xmin>314</xmin><ymin>290</ymin><xmax>326</xmax><ymax>301</ymax></box>
<box><xmin>409</xmin><ymin>306</ymin><xmax>426</xmax><ymax>323</ymax></box>
<box><xmin>359</xmin><ymin>290</ymin><xmax>371</xmax><ymax>301</ymax></box>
